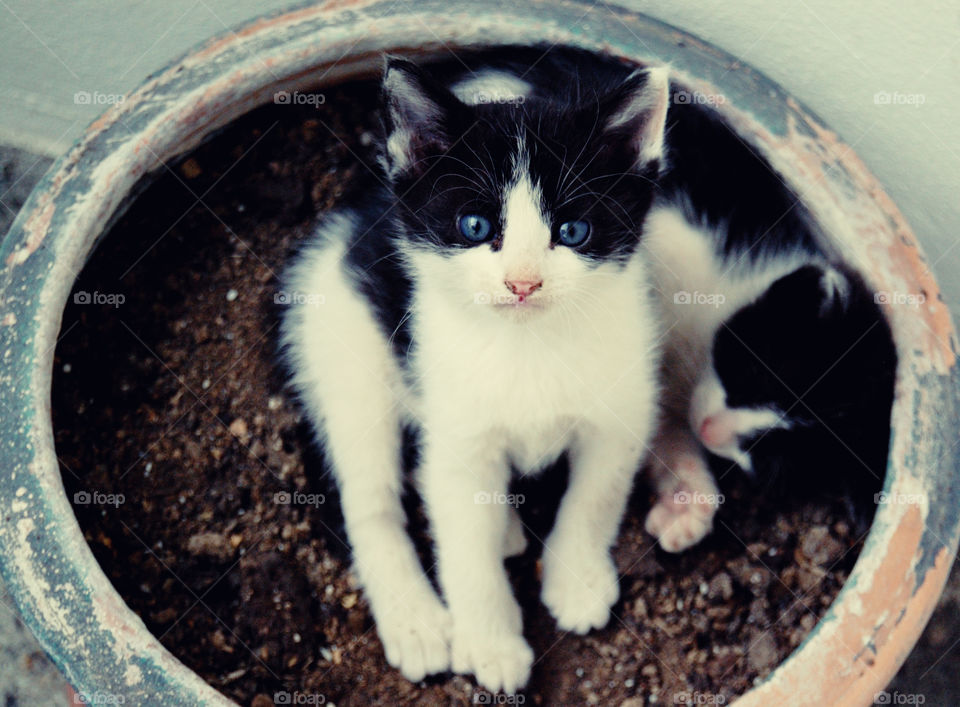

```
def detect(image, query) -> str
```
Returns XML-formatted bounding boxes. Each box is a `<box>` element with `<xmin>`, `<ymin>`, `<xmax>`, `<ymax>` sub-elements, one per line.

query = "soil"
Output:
<box><xmin>52</xmin><ymin>80</ymin><xmax>866</xmax><ymax>706</ymax></box>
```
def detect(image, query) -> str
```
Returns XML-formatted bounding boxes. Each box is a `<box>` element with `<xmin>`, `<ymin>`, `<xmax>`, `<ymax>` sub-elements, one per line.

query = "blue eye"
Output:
<box><xmin>457</xmin><ymin>214</ymin><xmax>493</xmax><ymax>243</ymax></box>
<box><xmin>557</xmin><ymin>220</ymin><xmax>591</xmax><ymax>247</ymax></box>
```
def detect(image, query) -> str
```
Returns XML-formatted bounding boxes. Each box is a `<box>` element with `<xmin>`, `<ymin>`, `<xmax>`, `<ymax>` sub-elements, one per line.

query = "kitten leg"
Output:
<box><xmin>644</xmin><ymin>422</ymin><xmax>721</xmax><ymax>552</ymax></box>
<box><xmin>503</xmin><ymin>504</ymin><xmax>528</xmax><ymax>558</ymax></box>
<box><xmin>333</xmin><ymin>432</ymin><xmax>452</xmax><ymax>681</ymax></box>
<box><xmin>419</xmin><ymin>432</ymin><xmax>533</xmax><ymax>693</ymax></box>
<box><xmin>541</xmin><ymin>431</ymin><xmax>644</xmax><ymax>634</ymax></box>
<box><xmin>308</xmin><ymin>399</ymin><xmax>451</xmax><ymax>681</ymax></box>
<box><xmin>284</xmin><ymin>246</ymin><xmax>450</xmax><ymax>681</ymax></box>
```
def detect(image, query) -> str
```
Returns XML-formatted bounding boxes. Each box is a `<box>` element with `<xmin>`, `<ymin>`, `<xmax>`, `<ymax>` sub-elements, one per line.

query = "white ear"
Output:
<box><xmin>382</xmin><ymin>58</ymin><xmax>454</xmax><ymax>177</ymax></box>
<box><xmin>605</xmin><ymin>66</ymin><xmax>671</xmax><ymax>168</ymax></box>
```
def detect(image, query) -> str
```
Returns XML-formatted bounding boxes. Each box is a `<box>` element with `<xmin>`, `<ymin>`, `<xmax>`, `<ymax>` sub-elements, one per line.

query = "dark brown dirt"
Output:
<box><xmin>52</xmin><ymin>80</ymin><xmax>864</xmax><ymax>706</ymax></box>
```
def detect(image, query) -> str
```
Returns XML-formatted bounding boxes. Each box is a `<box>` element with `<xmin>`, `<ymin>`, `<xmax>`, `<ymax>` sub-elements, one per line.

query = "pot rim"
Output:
<box><xmin>0</xmin><ymin>1</ymin><xmax>957</xmax><ymax>704</ymax></box>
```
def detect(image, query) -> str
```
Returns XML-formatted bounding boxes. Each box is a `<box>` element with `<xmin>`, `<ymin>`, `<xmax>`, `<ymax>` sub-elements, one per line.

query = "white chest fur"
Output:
<box><xmin>406</xmin><ymin>255</ymin><xmax>660</xmax><ymax>475</ymax></box>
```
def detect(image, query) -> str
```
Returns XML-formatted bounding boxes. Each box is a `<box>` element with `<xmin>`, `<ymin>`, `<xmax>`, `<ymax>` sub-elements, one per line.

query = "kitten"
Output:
<box><xmin>643</xmin><ymin>204</ymin><xmax>896</xmax><ymax>551</ymax></box>
<box><xmin>281</xmin><ymin>54</ymin><xmax>670</xmax><ymax>692</ymax></box>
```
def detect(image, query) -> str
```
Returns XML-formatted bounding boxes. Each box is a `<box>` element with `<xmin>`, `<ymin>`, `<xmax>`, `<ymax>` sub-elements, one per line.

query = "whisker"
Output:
<box><xmin>557</xmin><ymin>103</ymin><xmax>602</xmax><ymax>194</ymax></box>
<box><xmin>388</xmin><ymin>308</ymin><xmax>415</xmax><ymax>349</ymax></box>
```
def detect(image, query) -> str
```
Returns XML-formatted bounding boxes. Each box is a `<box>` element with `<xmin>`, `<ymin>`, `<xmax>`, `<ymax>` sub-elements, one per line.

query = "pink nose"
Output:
<box><xmin>505</xmin><ymin>279</ymin><xmax>543</xmax><ymax>297</ymax></box>
<box><xmin>699</xmin><ymin>414</ymin><xmax>735</xmax><ymax>448</ymax></box>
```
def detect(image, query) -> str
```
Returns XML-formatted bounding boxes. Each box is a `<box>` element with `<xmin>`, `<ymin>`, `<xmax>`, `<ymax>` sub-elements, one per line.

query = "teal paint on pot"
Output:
<box><xmin>0</xmin><ymin>0</ymin><xmax>957</xmax><ymax>703</ymax></box>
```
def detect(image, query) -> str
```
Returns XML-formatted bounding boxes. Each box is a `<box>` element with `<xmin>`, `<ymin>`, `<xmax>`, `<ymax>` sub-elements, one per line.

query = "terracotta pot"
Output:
<box><xmin>1</xmin><ymin>1</ymin><xmax>957</xmax><ymax>704</ymax></box>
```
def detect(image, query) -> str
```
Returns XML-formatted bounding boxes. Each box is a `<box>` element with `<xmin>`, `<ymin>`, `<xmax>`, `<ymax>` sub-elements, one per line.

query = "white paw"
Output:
<box><xmin>451</xmin><ymin>622</ymin><xmax>533</xmax><ymax>694</ymax></box>
<box><xmin>541</xmin><ymin>549</ymin><xmax>619</xmax><ymax>634</ymax></box>
<box><xmin>377</xmin><ymin>591</ymin><xmax>451</xmax><ymax>681</ymax></box>
<box><xmin>644</xmin><ymin>455</ymin><xmax>720</xmax><ymax>553</ymax></box>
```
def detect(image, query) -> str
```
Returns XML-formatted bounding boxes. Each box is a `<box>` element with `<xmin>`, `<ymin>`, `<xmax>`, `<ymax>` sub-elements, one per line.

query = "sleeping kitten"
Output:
<box><xmin>281</xmin><ymin>55</ymin><xmax>670</xmax><ymax>692</ymax></box>
<box><xmin>643</xmin><ymin>205</ymin><xmax>896</xmax><ymax>551</ymax></box>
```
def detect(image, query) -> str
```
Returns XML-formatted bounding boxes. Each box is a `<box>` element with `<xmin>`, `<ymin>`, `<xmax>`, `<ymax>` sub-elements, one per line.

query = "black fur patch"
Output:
<box><xmin>338</xmin><ymin>175</ymin><xmax>416</xmax><ymax>361</ymax></box>
<box><xmin>659</xmin><ymin>100</ymin><xmax>822</xmax><ymax>258</ymax></box>
<box><xmin>382</xmin><ymin>55</ymin><xmax>663</xmax><ymax>264</ymax></box>
<box><xmin>412</xmin><ymin>45</ymin><xmax>822</xmax><ymax>260</ymax></box>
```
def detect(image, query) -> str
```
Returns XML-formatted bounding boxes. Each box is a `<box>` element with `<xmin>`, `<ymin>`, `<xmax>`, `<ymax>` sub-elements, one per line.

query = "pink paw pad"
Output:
<box><xmin>699</xmin><ymin>413</ymin><xmax>736</xmax><ymax>447</ymax></box>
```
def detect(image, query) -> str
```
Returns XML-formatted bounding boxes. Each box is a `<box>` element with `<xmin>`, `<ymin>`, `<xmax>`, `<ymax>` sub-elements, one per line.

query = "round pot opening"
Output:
<box><xmin>1</xmin><ymin>2</ymin><xmax>957</xmax><ymax>706</ymax></box>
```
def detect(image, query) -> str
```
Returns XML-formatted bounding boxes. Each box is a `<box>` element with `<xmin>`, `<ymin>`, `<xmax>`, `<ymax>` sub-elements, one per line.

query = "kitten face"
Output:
<box><xmin>380</xmin><ymin>58</ymin><xmax>669</xmax><ymax>321</ymax></box>
<box><xmin>689</xmin><ymin>264</ymin><xmax>895</xmax><ymax>483</ymax></box>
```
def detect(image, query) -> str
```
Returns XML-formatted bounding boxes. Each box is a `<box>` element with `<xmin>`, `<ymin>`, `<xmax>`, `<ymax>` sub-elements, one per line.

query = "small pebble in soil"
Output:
<box><xmin>186</xmin><ymin>532</ymin><xmax>234</xmax><ymax>562</ymax></box>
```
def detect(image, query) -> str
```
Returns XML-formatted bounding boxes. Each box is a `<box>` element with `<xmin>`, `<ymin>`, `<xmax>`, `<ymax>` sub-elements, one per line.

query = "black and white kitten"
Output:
<box><xmin>643</xmin><ymin>204</ymin><xmax>896</xmax><ymax>551</ymax></box>
<box><xmin>281</xmin><ymin>56</ymin><xmax>670</xmax><ymax>692</ymax></box>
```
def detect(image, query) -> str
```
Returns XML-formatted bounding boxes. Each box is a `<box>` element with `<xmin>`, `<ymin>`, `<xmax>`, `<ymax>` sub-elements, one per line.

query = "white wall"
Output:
<box><xmin>1</xmin><ymin>0</ymin><xmax>957</xmax><ymax>313</ymax></box>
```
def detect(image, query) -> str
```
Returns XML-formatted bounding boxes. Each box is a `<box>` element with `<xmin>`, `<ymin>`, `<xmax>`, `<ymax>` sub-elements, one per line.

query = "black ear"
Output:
<box><xmin>601</xmin><ymin>66</ymin><xmax>670</xmax><ymax>172</ymax></box>
<box><xmin>381</xmin><ymin>56</ymin><xmax>463</xmax><ymax>178</ymax></box>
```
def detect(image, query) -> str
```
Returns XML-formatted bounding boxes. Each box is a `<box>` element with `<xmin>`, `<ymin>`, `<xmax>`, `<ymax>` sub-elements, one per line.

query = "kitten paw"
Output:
<box><xmin>451</xmin><ymin>623</ymin><xmax>533</xmax><ymax>694</ymax></box>
<box><xmin>378</xmin><ymin>592</ymin><xmax>452</xmax><ymax>681</ymax></box>
<box><xmin>644</xmin><ymin>455</ymin><xmax>720</xmax><ymax>553</ymax></box>
<box><xmin>541</xmin><ymin>550</ymin><xmax>619</xmax><ymax>634</ymax></box>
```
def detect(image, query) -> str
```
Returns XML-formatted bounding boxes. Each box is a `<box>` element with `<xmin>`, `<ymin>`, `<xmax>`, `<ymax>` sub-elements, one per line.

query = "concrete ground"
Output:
<box><xmin>0</xmin><ymin>145</ymin><xmax>73</xmax><ymax>705</ymax></box>
<box><xmin>0</xmin><ymin>145</ymin><xmax>50</xmax><ymax>240</ymax></box>
<box><xmin>0</xmin><ymin>143</ymin><xmax>957</xmax><ymax>704</ymax></box>
<box><xmin>0</xmin><ymin>587</ymin><xmax>71</xmax><ymax>704</ymax></box>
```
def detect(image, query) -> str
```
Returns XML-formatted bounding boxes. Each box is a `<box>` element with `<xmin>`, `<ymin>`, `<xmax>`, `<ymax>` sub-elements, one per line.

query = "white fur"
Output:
<box><xmin>450</xmin><ymin>70</ymin><xmax>532</xmax><ymax>105</ymax></box>
<box><xmin>281</xmin><ymin>213</ymin><xmax>450</xmax><ymax>680</ymax></box>
<box><xmin>642</xmin><ymin>423</ymin><xmax>721</xmax><ymax>552</ymax></box>
<box><xmin>383</xmin><ymin>66</ymin><xmax>444</xmax><ymax>178</ymax></box>
<box><xmin>499</xmin><ymin>160</ymin><xmax>551</xmax><ymax>283</ymax></box>
<box><xmin>385</xmin><ymin>127</ymin><xmax>415</xmax><ymax>178</ymax></box>
<box><xmin>688</xmin><ymin>371</ymin><xmax>791</xmax><ymax>473</ymax></box>
<box><xmin>283</xmin><ymin>159</ymin><xmax>661</xmax><ymax>692</ymax></box>
<box><xmin>405</xmin><ymin>157</ymin><xmax>659</xmax><ymax>690</ymax></box>
<box><xmin>641</xmin><ymin>204</ymin><xmax>817</xmax><ymax>551</ymax></box>
<box><xmin>606</xmin><ymin>67</ymin><xmax>671</xmax><ymax>165</ymax></box>
<box><xmin>819</xmin><ymin>265</ymin><xmax>849</xmax><ymax>315</ymax></box>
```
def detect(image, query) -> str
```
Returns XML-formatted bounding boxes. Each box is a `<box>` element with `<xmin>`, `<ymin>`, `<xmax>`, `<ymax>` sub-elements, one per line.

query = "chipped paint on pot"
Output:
<box><xmin>0</xmin><ymin>1</ymin><xmax>957</xmax><ymax>704</ymax></box>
